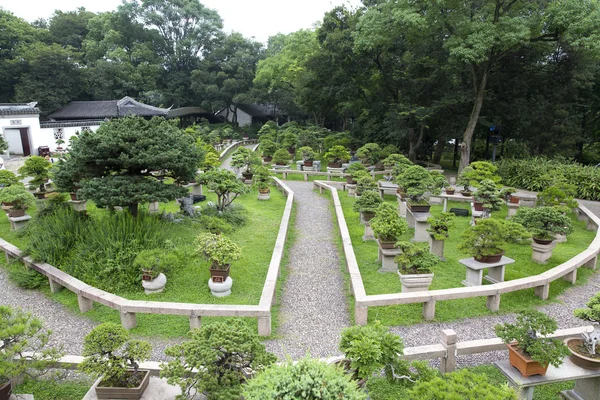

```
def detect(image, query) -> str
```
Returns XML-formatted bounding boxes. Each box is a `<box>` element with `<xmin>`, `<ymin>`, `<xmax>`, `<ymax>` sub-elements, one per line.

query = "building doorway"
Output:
<box><xmin>4</xmin><ymin>128</ymin><xmax>31</xmax><ymax>156</ymax></box>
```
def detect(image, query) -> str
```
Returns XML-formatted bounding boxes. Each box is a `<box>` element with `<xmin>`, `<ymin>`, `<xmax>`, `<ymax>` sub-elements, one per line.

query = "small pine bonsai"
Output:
<box><xmin>395</xmin><ymin>165</ymin><xmax>437</xmax><ymax>203</ymax></box>
<box><xmin>0</xmin><ymin>184</ymin><xmax>35</xmax><ymax>210</ymax></box>
<box><xmin>259</xmin><ymin>139</ymin><xmax>278</xmax><ymax>158</ymax></box>
<box><xmin>197</xmin><ymin>168</ymin><xmax>249</xmax><ymax>211</ymax></box>
<box><xmin>346</xmin><ymin>162</ymin><xmax>368</xmax><ymax>178</ymax></box>
<box><xmin>324</xmin><ymin>145</ymin><xmax>350</xmax><ymax>165</ymax></box>
<box><xmin>0</xmin><ymin>170</ymin><xmax>19</xmax><ymax>187</ymax></box>
<box><xmin>383</xmin><ymin>153</ymin><xmax>412</xmax><ymax>169</ymax></box>
<box><xmin>427</xmin><ymin>212</ymin><xmax>454</xmax><ymax>241</ymax></box>
<box><xmin>356</xmin><ymin>175</ymin><xmax>378</xmax><ymax>195</ymax></box>
<box><xmin>299</xmin><ymin>146</ymin><xmax>317</xmax><ymax>161</ymax></box>
<box><xmin>512</xmin><ymin>206</ymin><xmax>573</xmax><ymax>241</ymax></box>
<box><xmin>252</xmin><ymin>166</ymin><xmax>272</xmax><ymax>191</ymax></box>
<box><xmin>395</xmin><ymin>241</ymin><xmax>439</xmax><ymax>274</ymax></box>
<box><xmin>231</xmin><ymin>147</ymin><xmax>262</xmax><ymax>174</ymax></box>
<box><xmin>495</xmin><ymin>310</ymin><xmax>570</xmax><ymax>368</ymax></box>
<box><xmin>474</xmin><ymin>179</ymin><xmax>503</xmax><ymax>217</ymax></box>
<box><xmin>18</xmin><ymin>156</ymin><xmax>52</xmax><ymax>192</ymax></box>
<box><xmin>356</xmin><ymin>143</ymin><xmax>382</xmax><ymax>165</ymax></box>
<box><xmin>134</xmin><ymin>248</ymin><xmax>177</xmax><ymax>280</ymax></box>
<box><xmin>537</xmin><ymin>183</ymin><xmax>578</xmax><ymax>209</ymax></box>
<box><xmin>370</xmin><ymin>202</ymin><xmax>408</xmax><ymax>242</ymax></box>
<box><xmin>457</xmin><ymin>161</ymin><xmax>502</xmax><ymax>190</ymax></box>
<box><xmin>353</xmin><ymin>190</ymin><xmax>383</xmax><ymax>214</ymax></box>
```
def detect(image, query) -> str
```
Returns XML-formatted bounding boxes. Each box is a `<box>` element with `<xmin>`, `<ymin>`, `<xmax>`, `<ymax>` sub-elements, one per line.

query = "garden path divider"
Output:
<box><xmin>313</xmin><ymin>180</ymin><xmax>600</xmax><ymax>325</ymax></box>
<box><xmin>0</xmin><ymin>177</ymin><xmax>293</xmax><ymax>337</ymax></box>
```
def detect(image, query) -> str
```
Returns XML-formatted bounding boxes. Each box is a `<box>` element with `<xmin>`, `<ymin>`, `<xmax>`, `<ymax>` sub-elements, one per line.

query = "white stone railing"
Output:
<box><xmin>313</xmin><ymin>180</ymin><xmax>600</xmax><ymax>325</ymax></box>
<box><xmin>0</xmin><ymin>177</ymin><xmax>293</xmax><ymax>337</ymax></box>
<box><xmin>218</xmin><ymin>139</ymin><xmax>259</xmax><ymax>162</ymax></box>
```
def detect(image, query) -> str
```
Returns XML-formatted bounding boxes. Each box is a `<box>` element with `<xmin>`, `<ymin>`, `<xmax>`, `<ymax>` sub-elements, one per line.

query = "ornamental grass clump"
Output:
<box><xmin>79</xmin><ymin>323</ymin><xmax>151</xmax><ymax>389</ymax></box>
<box><xmin>195</xmin><ymin>232</ymin><xmax>241</xmax><ymax>270</ymax></box>
<box><xmin>353</xmin><ymin>190</ymin><xmax>383</xmax><ymax>214</ymax></box>
<box><xmin>512</xmin><ymin>206</ymin><xmax>573</xmax><ymax>241</ymax></box>
<box><xmin>395</xmin><ymin>241</ymin><xmax>439</xmax><ymax>274</ymax></box>
<box><xmin>370</xmin><ymin>203</ymin><xmax>408</xmax><ymax>243</ymax></box>
<box><xmin>494</xmin><ymin>310</ymin><xmax>570</xmax><ymax>368</ymax></box>
<box><xmin>458</xmin><ymin>218</ymin><xmax>530</xmax><ymax>260</ymax></box>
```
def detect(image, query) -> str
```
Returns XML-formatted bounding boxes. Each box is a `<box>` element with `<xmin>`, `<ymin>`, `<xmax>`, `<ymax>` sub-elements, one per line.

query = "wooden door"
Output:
<box><xmin>19</xmin><ymin>128</ymin><xmax>30</xmax><ymax>156</ymax></box>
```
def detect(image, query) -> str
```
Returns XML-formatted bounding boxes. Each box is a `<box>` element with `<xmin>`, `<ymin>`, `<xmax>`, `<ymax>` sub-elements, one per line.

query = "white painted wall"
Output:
<box><xmin>0</xmin><ymin>114</ymin><xmax>41</xmax><ymax>156</ymax></box>
<box><xmin>38</xmin><ymin>125</ymin><xmax>100</xmax><ymax>152</ymax></box>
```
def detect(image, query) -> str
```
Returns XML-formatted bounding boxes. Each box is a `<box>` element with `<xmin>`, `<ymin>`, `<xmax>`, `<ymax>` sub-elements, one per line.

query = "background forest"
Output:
<box><xmin>2</xmin><ymin>0</ymin><xmax>600</xmax><ymax>166</ymax></box>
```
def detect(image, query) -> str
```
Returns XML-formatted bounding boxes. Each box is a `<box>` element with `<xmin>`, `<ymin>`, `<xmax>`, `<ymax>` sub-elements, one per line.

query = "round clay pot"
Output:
<box><xmin>533</xmin><ymin>237</ymin><xmax>554</xmax><ymax>245</ymax></box>
<box><xmin>566</xmin><ymin>337</ymin><xmax>600</xmax><ymax>370</ymax></box>
<box><xmin>445</xmin><ymin>188</ymin><xmax>455</xmax><ymax>195</ymax></box>
<box><xmin>460</xmin><ymin>190</ymin><xmax>473</xmax><ymax>197</ymax></box>
<box><xmin>475</xmin><ymin>250</ymin><xmax>505</xmax><ymax>263</ymax></box>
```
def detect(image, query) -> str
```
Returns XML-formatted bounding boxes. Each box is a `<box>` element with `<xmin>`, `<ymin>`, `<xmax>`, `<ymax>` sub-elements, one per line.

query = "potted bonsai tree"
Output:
<box><xmin>345</xmin><ymin>162</ymin><xmax>368</xmax><ymax>184</ymax></box>
<box><xmin>272</xmin><ymin>148</ymin><xmax>292</xmax><ymax>166</ymax></box>
<box><xmin>395</xmin><ymin>241</ymin><xmax>438</xmax><ymax>292</ymax></box>
<box><xmin>0</xmin><ymin>170</ymin><xmax>19</xmax><ymax>188</ymax></box>
<box><xmin>195</xmin><ymin>232</ymin><xmax>241</xmax><ymax>296</ymax></box>
<box><xmin>133</xmin><ymin>249</ymin><xmax>177</xmax><ymax>294</ymax></box>
<box><xmin>0</xmin><ymin>184</ymin><xmax>35</xmax><ymax>217</ymax></box>
<box><xmin>370</xmin><ymin>202</ymin><xmax>408</xmax><ymax>249</ymax></box>
<box><xmin>495</xmin><ymin>310</ymin><xmax>570</xmax><ymax>377</ymax></box>
<box><xmin>395</xmin><ymin>165</ymin><xmax>438</xmax><ymax>212</ymax></box>
<box><xmin>569</xmin><ymin>293</ymin><xmax>600</xmax><ymax>369</ymax></box>
<box><xmin>537</xmin><ymin>182</ymin><xmax>578</xmax><ymax>209</ymax></box>
<box><xmin>280</xmin><ymin>132</ymin><xmax>298</xmax><ymax>154</ymax></box>
<box><xmin>324</xmin><ymin>145</ymin><xmax>350</xmax><ymax>168</ymax></box>
<box><xmin>79</xmin><ymin>323</ymin><xmax>152</xmax><ymax>400</ymax></box>
<box><xmin>55</xmin><ymin>138</ymin><xmax>65</xmax><ymax>151</ymax></box>
<box><xmin>51</xmin><ymin>158</ymin><xmax>83</xmax><ymax>200</ymax></box>
<box><xmin>259</xmin><ymin>139</ymin><xmax>278</xmax><ymax>162</ymax></box>
<box><xmin>353</xmin><ymin>190</ymin><xmax>383</xmax><ymax>222</ymax></box>
<box><xmin>18</xmin><ymin>155</ymin><xmax>52</xmax><ymax>198</ymax></box>
<box><xmin>252</xmin><ymin>166</ymin><xmax>272</xmax><ymax>200</ymax></box>
<box><xmin>0</xmin><ymin>306</ymin><xmax>64</xmax><ymax>400</ymax></box>
<box><xmin>356</xmin><ymin>174</ymin><xmax>378</xmax><ymax>196</ymax></box>
<box><xmin>500</xmin><ymin>187</ymin><xmax>517</xmax><ymax>203</ymax></box>
<box><xmin>474</xmin><ymin>179</ymin><xmax>503</xmax><ymax>217</ymax></box>
<box><xmin>427</xmin><ymin>212</ymin><xmax>454</xmax><ymax>259</ymax></box>
<box><xmin>383</xmin><ymin>153</ymin><xmax>412</xmax><ymax>171</ymax></box>
<box><xmin>231</xmin><ymin>147</ymin><xmax>262</xmax><ymax>181</ymax></box>
<box><xmin>512</xmin><ymin>206</ymin><xmax>573</xmax><ymax>262</ymax></box>
<box><xmin>299</xmin><ymin>146</ymin><xmax>317</xmax><ymax>167</ymax></box>
<box><xmin>356</xmin><ymin>143</ymin><xmax>382</xmax><ymax>167</ymax></box>
<box><xmin>458</xmin><ymin>218</ymin><xmax>531</xmax><ymax>263</ymax></box>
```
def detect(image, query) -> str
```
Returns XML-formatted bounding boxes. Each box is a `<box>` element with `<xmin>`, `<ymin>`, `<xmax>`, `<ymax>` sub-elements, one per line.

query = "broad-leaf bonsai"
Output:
<box><xmin>353</xmin><ymin>190</ymin><xmax>383</xmax><ymax>217</ymax></box>
<box><xmin>161</xmin><ymin>319</ymin><xmax>277</xmax><ymax>400</ymax></box>
<box><xmin>18</xmin><ymin>156</ymin><xmax>51</xmax><ymax>193</ymax></box>
<box><xmin>195</xmin><ymin>232</ymin><xmax>241</xmax><ymax>282</ymax></box>
<box><xmin>356</xmin><ymin>143</ymin><xmax>382</xmax><ymax>166</ymax></box>
<box><xmin>458</xmin><ymin>218</ymin><xmax>530</xmax><ymax>262</ymax></box>
<box><xmin>324</xmin><ymin>145</ymin><xmax>350</xmax><ymax>167</ymax></box>
<box><xmin>370</xmin><ymin>202</ymin><xmax>408</xmax><ymax>247</ymax></box>
<box><xmin>197</xmin><ymin>168</ymin><xmax>249</xmax><ymax>211</ymax></box>
<box><xmin>252</xmin><ymin>166</ymin><xmax>272</xmax><ymax>195</ymax></box>
<box><xmin>271</xmin><ymin>148</ymin><xmax>292</xmax><ymax>166</ymax></box>
<box><xmin>512</xmin><ymin>206</ymin><xmax>573</xmax><ymax>243</ymax></box>
<box><xmin>79</xmin><ymin>323</ymin><xmax>152</xmax><ymax>398</ymax></box>
<box><xmin>495</xmin><ymin>310</ymin><xmax>569</xmax><ymax>377</ymax></box>
<box><xmin>134</xmin><ymin>248</ymin><xmax>177</xmax><ymax>291</ymax></box>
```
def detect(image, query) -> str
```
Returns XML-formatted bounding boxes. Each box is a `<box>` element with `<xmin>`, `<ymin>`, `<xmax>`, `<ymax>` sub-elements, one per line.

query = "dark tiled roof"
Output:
<box><xmin>167</xmin><ymin>107</ymin><xmax>210</xmax><ymax>118</ymax></box>
<box><xmin>48</xmin><ymin>97</ymin><xmax>170</xmax><ymax>120</ymax></box>
<box><xmin>0</xmin><ymin>102</ymin><xmax>41</xmax><ymax>115</ymax></box>
<box><xmin>40</xmin><ymin>120</ymin><xmax>104</xmax><ymax>129</ymax></box>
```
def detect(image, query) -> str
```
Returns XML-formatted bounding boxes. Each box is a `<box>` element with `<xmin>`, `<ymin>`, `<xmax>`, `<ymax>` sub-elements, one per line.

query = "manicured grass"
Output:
<box><xmin>14</xmin><ymin>377</ymin><xmax>93</xmax><ymax>400</ymax></box>
<box><xmin>0</xmin><ymin>188</ymin><xmax>291</xmax><ymax>338</ymax></box>
<box><xmin>335</xmin><ymin>192</ymin><xmax>596</xmax><ymax>326</ymax></box>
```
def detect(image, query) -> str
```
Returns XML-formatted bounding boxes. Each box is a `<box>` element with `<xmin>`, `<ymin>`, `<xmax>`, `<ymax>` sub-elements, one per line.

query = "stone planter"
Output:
<box><xmin>506</xmin><ymin>343</ymin><xmax>548</xmax><ymax>377</ymax></box>
<box><xmin>363</xmin><ymin>220</ymin><xmax>374</xmax><ymax>241</ymax></box>
<box><xmin>142</xmin><ymin>273</ymin><xmax>167</xmax><ymax>295</ymax></box>
<box><xmin>69</xmin><ymin>200</ymin><xmax>87</xmax><ymax>211</ymax></box>
<box><xmin>360</xmin><ymin>211</ymin><xmax>375</xmax><ymax>224</ymax></box>
<box><xmin>94</xmin><ymin>370</ymin><xmax>150</xmax><ymax>400</ymax></box>
<box><xmin>208</xmin><ymin>276</ymin><xmax>233</xmax><ymax>297</ymax></box>
<box><xmin>258</xmin><ymin>189</ymin><xmax>270</xmax><ymax>201</ymax></box>
<box><xmin>346</xmin><ymin>184</ymin><xmax>357</xmax><ymax>197</ymax></box>
<box><xmin>531</xmin><ymin>240</ymin><xmax>555</xmax><ymax>263</ymax></box>
<box><xmin>148</xmin><ymin>201</ymin><xmax>160</xmax><ymax>213</ymax></box>
<box><xmin>555</xmin><ymin>233</ymin><xmax>567</xmax><ymax>243</ymax></box>
<box><xmin>398</xmin><ymin>271</ymin><xmax>434</xmax><ymax>292</ymax></box>
<box><xmin>429</xmin><ymin>237</ymin><xmax>445</xmax><ymax>261</ymax></box>
<box><xmin>473</xmin><ymin>202</ymin><xmax>484</xmax><ymax>212</ymax></box>
<box><xmin>407</xmin><ymin>202</ymin><xmax>431</xmax><ymax>213</ymax></box>
<box><xmin>566</xmin><ymin>337</ymin><xmax>600</xmax><ymax>370</ymax></box>
<box><xmin>8</xmin><ymin>208</ymin><xmax>25</xmax><ymax>218</ymax></box>
<box><xmin>378</xmin><ymin>239</ymin><xmax>396</xmax><ymax>249</ymax></box>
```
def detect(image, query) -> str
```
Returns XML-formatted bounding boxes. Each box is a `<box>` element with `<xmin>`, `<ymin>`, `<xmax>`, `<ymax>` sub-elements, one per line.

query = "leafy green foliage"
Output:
<box><xmin>395</xmin><ymin>165</ymin><xmax>438</xmax><ymax>201</ymax></box>
<box><xmin>339</xmin><ymin>321</ymin><xmax>406</xmax><ymax>382</ymax></box>
<box><xmin>0</xmin><ymin>306</ymin><xmax>63</xmax><ymax>387</ymax></box>
<box><xmin>353</xmin><ymin>190</ymin><xmax>383</xmax><ymax>213</ymax></box>
<box><xmin>8</xmin><ymin>265</ymin><xmax>46</xmax><ymax>289</ymax></box>
<box><xmin>298</xmin><ymin>146</ymin><xmax>317</xmax><ymax>161</ymax></box>
<box><xmin>512</xmin><ymin>207</ymin><xmax>574</xmax><ymax>240</ymax></box>
<box><xmin>537</xmin><ymin>183</ymin><xmax>578</xmax><ymax>209</ymax></box>
<box><xmin>356</xmin><ymin>175</ymin><xmax>378</xmax><ymax>195</ymax></box>
<box><xmin>18</xmin><ymin>156</ymin><xmax>51</xmax><ymax>192</ymax></box>
<box><xmin>201</xmin><ymin>202</ymin><xmax>248</xmax><ymax>226</ymax></box>
<box><xmin>427</xmin><ymin>212</ymin><xmax>454</xmax><ymax>241</ymax></box>
<box><xmin>356</xmin><ymin>143</ymin><xmax>382</xmax><ymax>165</ymax></box>
<box><xmin>346</xmin><ymin>162</ymin><xmax>368</xmax><ymax>177</ymax></box>
<box><xmin>0</xmin><ymin>184</ymin><xmax>35</xmax><ymax>210</ymax></box>
<box><xmin>457</xmin><ymin>162</ymin><xmax>501</xmax><ymax>190</ymax></box>
<box><xmin>474</xmin><ymin>179</ymin><xmax>503</xmax><ymax>215</ymax></box>
<box><xmin>459</xmin><ymin>218</ymin><xmax>531</xmax><ymax>258</ymax></box>
<box><xmin>0</xmin><ymin>136</ymin><xmax>8</xmax><ymax>154</ymax></box>
<box><xmin>162</xmin><ymin>319</ymin><xmax>276</xmax><ymax>400</ymax></box>
<box><xmin>230</xmin><ymin>147</ymin><xmax>262</xmax><ymax>174</ymax></box>
<box><xmin>324</xmin><ymin>145</ymin><xmax>350</xmax><ymax>164</ymax></box>
<box><xmin>271</xmin><ymin>148</ymin><xmax>292</xmax><ymax>165</ymax></box>
<box><xmin>134</xmin><ymin>248</ymin><xmax>177</xmax><ymax>279</ymax></box>
<box><xmin>195</xmin><ymin>232</ymin><xmax>241</xmax><ymax>270</ymax></box>
<box><xmin>259</xmin><ymin>139</ymin><xmax>278</xmax><ymax>158</ymax></box>
<box><xmin>79</xmin><ymin>323</ymin><xmax>151</xmax><ymax>388</ymax></box>
<box><xmin>495</xmin><ymin>310</ymin><xmax>570</xmax><ymax>368</ymax></box>
<box><xmin>395</xmin><ymin>241</ymin><xmax>439</xmax><ymax>274</ymax></box>
<box><xmin>370</xmin><ymin>202</ymin><xmax>408</xmax><ymax>242</ymax></box>
<box><xmin>0</xmin><ymin>170</ymin><xmax>19</xmax><ymax>187</ymax></box>
<box><xmin>407</xmin><ymin>369</ymin><xmax>518</xmax><ymax>400</ymax></box>
<box><xmin>243</xmin><ymin>356</ymin><xmax>366</xmax><ymax>400</ymax></box>
<box><xmin>252</xmin><ymin>166</ymin><xmax>272</xmax><ymax>191</ymax></box>
<box><xmin>574</xmin><ymin>293</ymin><xmax>600</xmax><ymax>323</ymax></box>
<box><xmin>197</xmin><ymin>168</ymin><xmax>249</xmax><ymax>211</ymax></box>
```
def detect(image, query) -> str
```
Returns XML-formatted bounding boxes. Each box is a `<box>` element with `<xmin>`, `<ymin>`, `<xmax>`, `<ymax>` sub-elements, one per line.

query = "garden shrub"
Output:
<box><xmin>201</xmin><ymin>202</ymin><xmax>247</xmax><ymax>227</ymax></box>
<box><xmin>8</xmin><ymin>264</ymin><xmax>46</xmax><ymax>289</ymax></box>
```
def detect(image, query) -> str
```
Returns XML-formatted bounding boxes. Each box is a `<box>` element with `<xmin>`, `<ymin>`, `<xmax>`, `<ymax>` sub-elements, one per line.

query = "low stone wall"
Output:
<box><xmin>314</xmin><ymin>180</ymin><xmax>600</xmax><ymax>325</ymax></box>
<box><xmin>218</xmin><ymin>139</ymin><xmax>258</xmax><ymax>162</ymax></box>
<box><xmin>0</xmin><ymin>177</ymin><xmax>293</xmax><ymax>337</ymax></box>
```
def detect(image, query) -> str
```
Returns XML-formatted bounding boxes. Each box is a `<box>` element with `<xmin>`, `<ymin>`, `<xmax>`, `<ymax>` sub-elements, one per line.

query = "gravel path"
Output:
<box><xmin>264</xmin><ymin>180</ymin><xmax>351</xmax><ymax>359</ymax></box>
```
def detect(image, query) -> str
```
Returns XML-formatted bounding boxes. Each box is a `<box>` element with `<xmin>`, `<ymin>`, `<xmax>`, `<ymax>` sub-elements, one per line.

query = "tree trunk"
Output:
<box><xmin>408</xmin><ymin>125</ymin><xmax>426</xmax><ymax>163</ymax></box>
<box><xmin>459</xmin><ymin>65</ymin><xmax>489</xmax><ymax>173</ymax></box>
<box><xmin>128</xmin><ymin>203</ymin><xmax>138</xmax><ymax>217</ymax></box>
<box><xmin>432</xmin><ymin>135</ymin><xmax>447</xmax><ymax>165</ymax></box>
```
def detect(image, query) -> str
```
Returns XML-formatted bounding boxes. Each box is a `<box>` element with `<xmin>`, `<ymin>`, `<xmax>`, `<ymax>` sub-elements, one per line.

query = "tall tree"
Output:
<box><xmin>48</xmin><ymin>7</ymin><xmax>97</xmax><ymax>51</ymax></box>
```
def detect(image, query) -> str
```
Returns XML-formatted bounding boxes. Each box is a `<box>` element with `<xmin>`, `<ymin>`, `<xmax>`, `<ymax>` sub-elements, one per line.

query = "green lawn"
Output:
<box><xmin>0</xmin><ymin>187</ymin><xmax>293</xmax><ymax>338</ymax></box>
<box><xmin>334</xmin><ymin>191</ymin><xmax>597</xmax><ymax>326</ymax></box>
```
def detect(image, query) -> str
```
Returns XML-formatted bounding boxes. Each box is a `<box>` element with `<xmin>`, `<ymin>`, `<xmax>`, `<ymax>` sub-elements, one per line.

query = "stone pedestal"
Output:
<box><xmin>459</xmin><ymin>256</ymin><xmax>515</xmax><ymax>286</ymax></box>
<box><xmin>531</xmin><ymin>241</ymin><xmax>556</xmax><ymax>263</ymax></box>
<box><xmin>397</xmin><ymin>195</ymin><xmax>407</xmax><ymax>218</ymax></box>
<box><xmin>148</xmin><ymin>201</ymin><xmax>160</xmax><ymax>213</ymax></box>
<box><xmin>406</xmin><ymin>208</ymin><xmax>431</xmax><ymax>242</ymax></box>
<box><xmin>430</xmin><ymin>238</ymin><xmax>445</xmax><ymax>261</ymax></box>
<box><xmin>10</xmin><ymin>395</ymin><xmax>34</xmax><ymax>400</ymax></box>
<box><xmin>378</xmin><ymin>245</ymin><xmax>401</xmax><ymax>272</ymax></box>
<box><xmin>520</xmin><ymin>195</ymin><xmax>537</xmax><ymax>208</ymax></box>
<box><xmin>347</xmin><ymin>184</ymin><xmax>357</xmax><ymax>197</ymax></box>
<box><xmin>555</xmin><ymin>233</ymin><xmax>567</xmax><ymax>243</ymax></box>
<box><xmin>142</xmin><ymin>273</ymin><xmax>167</xmax><ymax>294</ymax></box>
<box><xmin>208</xmin><ymin>277</ymin><xmax>233</xmax><ymax>297</ymax></box>
<box><xmin>363</xmin><ymin>222</ymin><xmax>374</xmax><ymax>241</ymax></box>
<box><xmin>69</xmin><ymin>200</ymin><xmax>87</xmax><ymax>211</ymax></box>
<box><xmin>258</xmin><ymin>192</ymin><xmax>270</xmax><ymax>200</ymax></box>
<box><xmin>507</xmin><ymin>202</ymin><xmax>519</xmax><ymax>218</ymax></box>
<box><xmin>398</xmin><ymin>271</ymin><xmax>434</xmax><ymax>292</ymax></box>
<box><xmin>9</xmin><ymin>215</ymin><xmax>31</xmax><ymax>231</ymax></box>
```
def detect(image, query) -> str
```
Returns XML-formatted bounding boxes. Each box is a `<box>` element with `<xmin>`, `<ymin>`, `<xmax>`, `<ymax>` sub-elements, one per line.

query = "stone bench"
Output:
<box><xmin>460</xmin><ymin>256</ymin><xmax>515</xmax><ymax>288</ymax></box>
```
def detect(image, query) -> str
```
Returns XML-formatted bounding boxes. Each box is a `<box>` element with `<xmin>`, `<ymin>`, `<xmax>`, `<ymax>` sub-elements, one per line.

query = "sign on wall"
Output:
<box><xmin>10</xmin><ymin>120</ymin><xmax>22</xmax><ymax>125</ymax></box>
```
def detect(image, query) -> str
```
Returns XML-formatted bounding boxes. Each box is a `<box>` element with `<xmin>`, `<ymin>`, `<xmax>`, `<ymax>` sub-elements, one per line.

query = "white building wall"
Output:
<box><xmin>0</xmin><ymin>114</ymin><xmax>41</xmax><ymax>156</ymax></box>
<box><xmin>38</xmin><ymin>125</ymin><xmax>101</xmax><ymax>152</ymax></box>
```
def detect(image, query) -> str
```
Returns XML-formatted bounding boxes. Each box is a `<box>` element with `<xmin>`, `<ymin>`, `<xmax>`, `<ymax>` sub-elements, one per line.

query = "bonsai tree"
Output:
<box><xmin>495</xmin><ymin>310</ymin><xmax>570</xmax><ymax>368</ymax></box>
<box><xmin>195</xmin><ymin>232</ymin><xmax>241</xmax><ymax>270</ymax></box>
<box><xmin>474</xmin><ymin>179</ymin><xmax>503</xmax><ymax>217</ymax></box>
<box><xmin>79</xmin><ymin>323</ymin><xmax>152</xmax><ymax>389</ymax></box>
<box><xmin>197</xmin><ymin>168</ymin><xmax>249</xmax><ymax>211</ymax></box>
<box><xmin>458</xmin><ymin>218</ymin><xmax>531</xmax><ymax>260</ymax></box>
<box><xmin>356</xmin><ymin>143</ymin><xmax>382</xmax><ymax>165</ymax></box>
<box><xmin>356</xmin><ymin>174</ymin><xmax>378</xmax><ymax>195</ymax></box>
<box><xmin>408</xmin><ymin>369</ymin><xmax>518</xmax><ymax>400</ymax></box>
<box><xmin>0</xmin><ymin>183</ymin><xmax>35</xmax><ymax>210</ymax></box>
<box><xmin>353</xmin><ymin>190</ymin><xmax>383</xmax><ymax>214</ymax></box>
<box><xmin>537</xmin><ymin>183</ymin><xmax>578</xmax><ymax>209</ymax></box>
<box><xmin>0</xmin><ymin>306</ymin><xmax>64</xmax><ymax>396</ymax></box>
<box><xmin>395</xmin><ymin>241</ymin><xmax>439</xmax><ymax>274</ymax></box>
<box><xmin>500</xmin><ymin>187</ymin><xmax>517</xmax><ymax>202</ymax></box>
<box><xmin>252</xmin><ymin>166</ymin><xmax>272</xmax><ymax>192</ymax></box>
<box><xmin>324</xmin><ymin>145</ymin><xmax>350</xmax><ymax>166</ymax></box>
<box><xmin>244</xmin><ymin>357</ymin><xmax>366</xmax><ymax>400</ymax></box>
<box><xmin>299</xmin><ymin>146</ymin><xmax>317</xmax><ymax>162</ymax></box>
<box><xmin>18</xmin><ymin>156</ymin><xmax>51</xmax><ymax>192</ymax></box>
<box><xmin>134</xmin><ymin>248</ymin><xmax>177</xmax><ymax>280</ymax></box>
<box><xmin>574</xmin><ymin>293</ymin><xmax>600</xmax><ymax>355</ymax></box>
<box><xmin>429</xmin><ymin>171</ymin><xmax>449</xmax><ymax>192</ymax></box>
<box><xmin>280</xmin><ymin>132</ymin><xmax>298</xmax><ymax>151</ymax></box>
<box><xmin>0</xmin><ymin>136</ymin><xmax>8</xmax><ymax>154</ymax></box>
<box><xmin>203</xmin><ymin>152</ymin><xmax>221</xmax><ymax>170</ymax></box>
<box><xmin>383</xmin><ymin>153</ymin><xmax>412</xmax><ymax>169</ymax></box>
<box><xmin>339</xmin><ymin>321</ymin><xmax>407</xmax><ymax>383</ymax></box>
<box><xmin>512</xmin><ymin>206</ymin><xmax>574</xmax><ymax>241</ymax></box>
<box><xmin>271</xmin><ymin>148</ymin><xmax>292</xmax><ymax>165</ymax></box>
<box><xmin>55</xmin><ymin>138</ymin><xmax>65</xmax><ymax>149</ymax></box>
<box><xmin>457</xmin><ymin>161</ymin><xmax>502</xmax><ymax>191</ymax></box>
<box><xmin>395</xmin><ymin>165</ymin><xmax>438</xmax><ymax>204</ymax></box>
<box><xmin>0</xmin><ymin>170</ymin><xmax>19</xmax><ymax>187</ymax></box>
<box><xmin>259</xmin><ymin>139</ymin><xmax>278</xmax><ymax>160</ymax></box>
<box><xmin>370</xmin><ymin>202</ymin><xmax>408</xmax><ymax>243</ymax></box>
<box><xmin>162</xmin><ymin>319</ymin><xmax>277</xmax><ymax>400</ymax></box>
<box><xmin>346</xmin><ymin>162</ymin><xmax>368</xmax><ymax>184</ymax></box>
<box><xmin>230</xmin><ymin>147</ymin><xmax>262</xmax><ymax>175</ymax></box>
<box><xmin>427</xmin><ymin>212</ymin><xmax>454</xmax><ymax>241</ymax></box>
<box><xmin>51</xmin><ymin>158</ymin><xmax>83</xmax><ymax>196</ymax></box>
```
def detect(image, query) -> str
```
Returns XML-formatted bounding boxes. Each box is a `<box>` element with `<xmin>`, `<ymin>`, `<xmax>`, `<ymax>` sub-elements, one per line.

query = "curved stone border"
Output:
<box><xmin>218</xmin><ymin>139</ymin><xmax>258</xmax><ymax>162</ymax></box>
<box><xmin>313</xmin><ymin>180</ymin><xmax>600</xmax><ymax>325</ymax></box>
<box><xmin>0</xmin><ymin>177</ymin><xmax>293</xmax><ymax>337</ymax></box>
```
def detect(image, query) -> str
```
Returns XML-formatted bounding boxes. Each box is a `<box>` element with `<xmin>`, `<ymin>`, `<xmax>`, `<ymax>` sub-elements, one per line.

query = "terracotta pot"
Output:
<box><xmin>506</xmin><ymin>343</ymin><xmax>548</xmax><ymax>377</ymax></box>
<box><xmin>8</xmin><ymin>209</ymin><xmax>25</xmax><ymax>218</ymax></box>
<box><xmin>0</xmin><ymin>380</ymin><xmax>12</xmax><ymax>400</ymax></box>
<box><xmin>565</xmin><ymin>337</ymin><xmax>600</xmax><ymax>370</ymax></box>
<box><xmin>533</xmin><ymin>237</ymin><xmax>554</xmax><ymax>245</ymax></box>
<box><xmin>407</xmin><ymin>202</ymin><xmax>431</xmax><ymax>213</ymax></box>
<box><xmin>510</xmin><ymin>196</ymin><xmax>520</xmax><ymax>204</ymax></box>
<box><xmin>378</xmin><ymin>239</ymin><xmax>396</xmax><ymax>249</ymax></box>
<box><xmin>95</xmin><ymin>370</ymin><xmax>150</xmax><ymax>400</ymax></box>
<box><xmin>445</xmin><ymin>188</ymin><xmax>455</xmax><ymax>195</ymax></box>
<box><xmin>209</xmin><ymin>264</ymin><xmax>231</xmax><ymax>283</ymax></box>
<box><xmin>304</xmin><ymin>160</ymin><xmax>314</xmax><ymax>167</ymax></box>
<box><xmin>474</xmin><ymin>250</ymin><xmax>505</xmax><ymax>263</ymax></box>
<box><xmin>473</xmin><ymin>202</ymin><xmax>484</xmax><ymax>211</ymax></box>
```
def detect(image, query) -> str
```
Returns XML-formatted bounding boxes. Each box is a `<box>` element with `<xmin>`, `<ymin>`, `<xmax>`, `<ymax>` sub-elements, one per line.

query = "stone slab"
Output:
<box><xmin>10</xmin><ymin>395</ymin><xmax>34</xmax><ymax>400</ymax></box>
<box><xmin>459</xmin><ymin>256</ymin><xmax>515</xmax><ymax>271</ymax></box>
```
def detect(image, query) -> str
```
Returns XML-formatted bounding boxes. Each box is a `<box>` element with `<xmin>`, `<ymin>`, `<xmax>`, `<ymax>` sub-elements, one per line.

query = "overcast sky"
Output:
<box><xmin>1</xmin><ymin>0</ymin><xmax>363</xmax><ymax>43</ymax></box>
